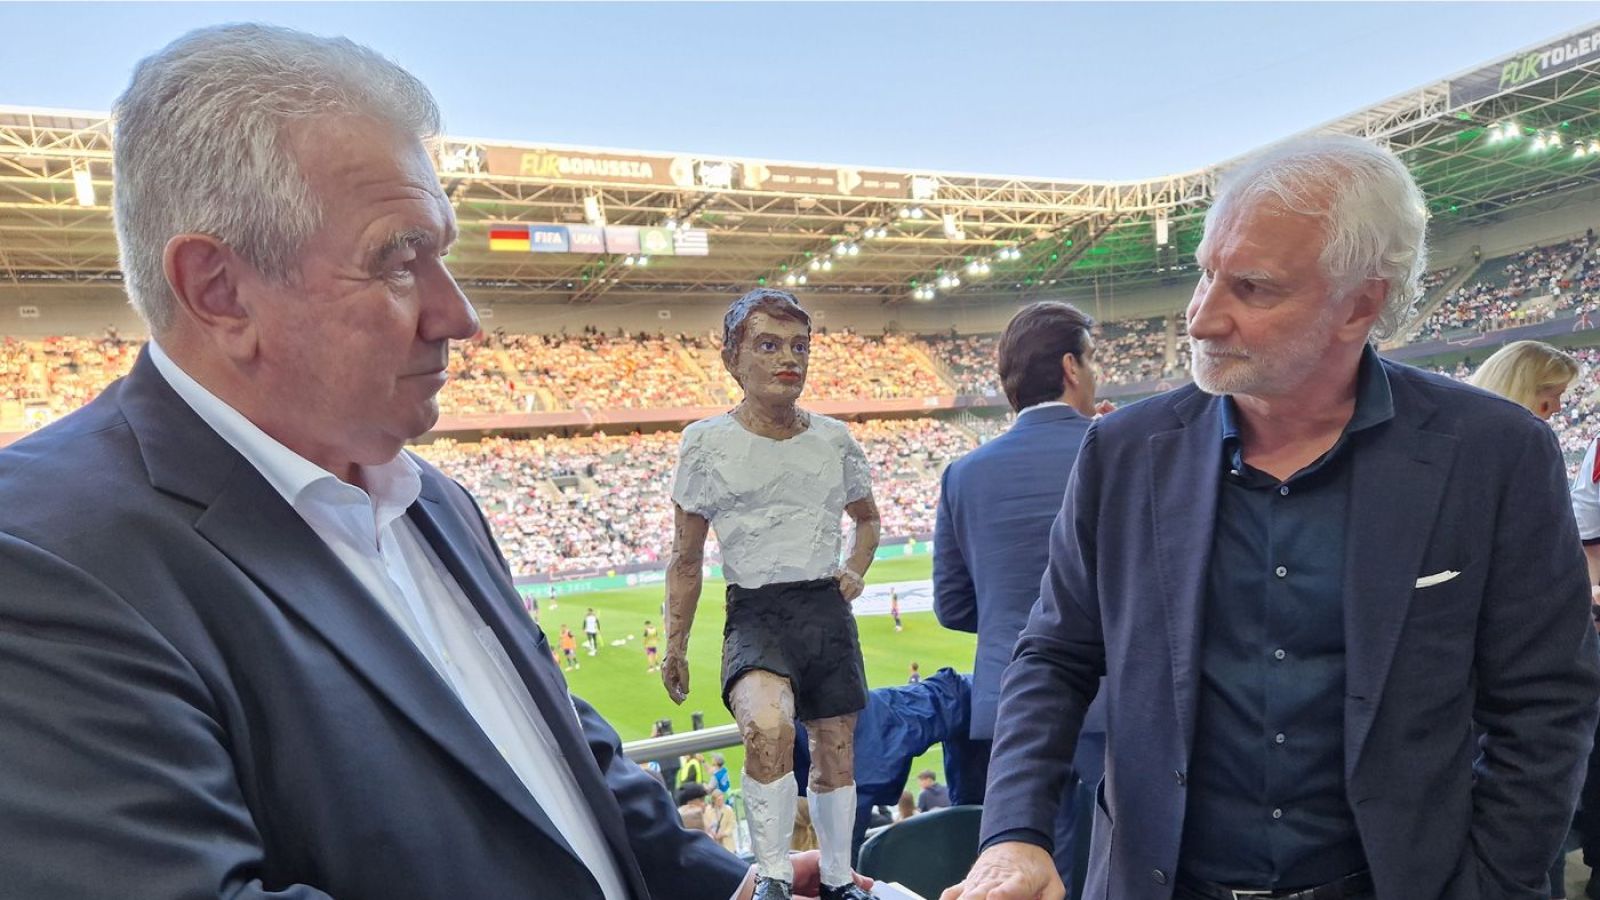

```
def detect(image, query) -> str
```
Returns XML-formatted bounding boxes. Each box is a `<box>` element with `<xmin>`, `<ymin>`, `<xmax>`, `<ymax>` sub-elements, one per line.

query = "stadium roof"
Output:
<box><xmin>1</xmin><ymin>21</ymin><xmax>1598</xmax><ymax>308</ymax></box>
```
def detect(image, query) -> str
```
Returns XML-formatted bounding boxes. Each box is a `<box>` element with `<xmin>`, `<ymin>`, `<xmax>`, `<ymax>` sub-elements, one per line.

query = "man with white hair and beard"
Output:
<box><xmin>943</xmin><ymin>134</ymin><xmax>1600</xmax><ymax>900</ymax></box>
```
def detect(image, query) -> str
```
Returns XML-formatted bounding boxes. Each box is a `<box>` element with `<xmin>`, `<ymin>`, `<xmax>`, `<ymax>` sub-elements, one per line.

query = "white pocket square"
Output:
<box><xmin>1415</xmin><ymin>570</ymin><xmax>1461</xmax><ymax>589</ymax></box>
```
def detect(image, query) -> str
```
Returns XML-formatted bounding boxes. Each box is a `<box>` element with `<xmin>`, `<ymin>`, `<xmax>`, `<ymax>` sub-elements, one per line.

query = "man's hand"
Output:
<box><xmin>1094</xmin><ymin>399</ymin><xmax>1116</xmax><ymax>417</ymax></box>
<box><xmin>736</xmin><ymin>852</ymin><xmax>875</xmax><ymax>899</ymax></box>
<box><xmin>939</xmin><ymin>842</ymin><xmax>1063</xmax><ymax>900</ymax></box>
<box><xmin>837</xmin><ymin>569</ymin><xmax>865</xmax><ymax>602</ymax></box>
<box><xmin>661</xmin><ymin>650</ymin><xmax>690</xmax><ymax>704</ymax></box>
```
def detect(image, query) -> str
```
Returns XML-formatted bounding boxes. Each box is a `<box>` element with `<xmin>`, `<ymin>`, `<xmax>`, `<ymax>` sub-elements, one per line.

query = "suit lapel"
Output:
<box><xmin>1341</xmin><ymin>395</ymin><xmax>1455</xmax><ymax>779</ymax></box>
<box><xmin>409</xmin><ymin>478</ymin><xmax>652</xmax><ymax>898</ymax></box>
<box><xmin>118</xmin><ymin>350</ymin><xmax>586</xmax><ymax>867</ymax></box>
<box><xmin>1147</xmin><ymin>390</ymin><xmax>1224</xmax><ymax>758</ymax></box>
<box><xmin>192</xmin><ymin>467</ymin><xmax>585</xmax><ymax>860</ymax></box>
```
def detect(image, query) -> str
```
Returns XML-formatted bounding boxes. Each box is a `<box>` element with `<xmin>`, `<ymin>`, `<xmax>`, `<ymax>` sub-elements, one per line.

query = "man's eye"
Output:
<box><xmin>793</xmin><ymin>343</ymin><xmax>809</xmax><ymax>355</ymax></box>
<box><xmin>758</xmin><ymin>340</ymin><xmax>778</xmax><ymax>352</ymax></box>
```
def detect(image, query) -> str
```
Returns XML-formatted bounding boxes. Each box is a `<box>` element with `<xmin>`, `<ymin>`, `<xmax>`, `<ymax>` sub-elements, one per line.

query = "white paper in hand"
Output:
<box><xmin>871</xmin><ymin>883</ymin><xmax>928</xmax><ymax>900</ymax></box>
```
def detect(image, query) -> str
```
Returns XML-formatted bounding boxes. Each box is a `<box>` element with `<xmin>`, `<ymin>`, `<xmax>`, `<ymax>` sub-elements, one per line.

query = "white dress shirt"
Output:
<box><xmin>148</xmin><ymin>343</ymin><xmax>631</xmax><ymax>899</ymax></box>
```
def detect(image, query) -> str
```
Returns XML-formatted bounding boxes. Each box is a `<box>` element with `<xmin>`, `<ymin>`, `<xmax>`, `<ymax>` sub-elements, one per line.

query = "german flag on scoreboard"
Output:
<box><xmin>489</xmin><ymin>225</ymin><xmax>531</xmax><ymax>252</ymax></box>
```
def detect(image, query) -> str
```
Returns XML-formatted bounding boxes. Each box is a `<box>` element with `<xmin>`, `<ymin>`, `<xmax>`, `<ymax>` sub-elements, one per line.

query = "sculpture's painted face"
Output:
<box><xmin>727</xmin><ymin>310</ymin><xmax>810</xmax><ymax>405</ymax></box>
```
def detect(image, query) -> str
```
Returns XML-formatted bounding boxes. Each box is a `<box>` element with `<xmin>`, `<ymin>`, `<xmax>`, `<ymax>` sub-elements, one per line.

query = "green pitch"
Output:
<box><xmin>537</xmin><ymin>556</ymin><xmax>976</xmax><ymax>797</ymax></box>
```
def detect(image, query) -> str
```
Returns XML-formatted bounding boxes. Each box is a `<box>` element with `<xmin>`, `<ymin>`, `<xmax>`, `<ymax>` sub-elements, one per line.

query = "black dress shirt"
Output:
<box><xmin>1178</xmin><ymin>346</ymin><xmax>1394</xmax><ymax>889</ymax></box>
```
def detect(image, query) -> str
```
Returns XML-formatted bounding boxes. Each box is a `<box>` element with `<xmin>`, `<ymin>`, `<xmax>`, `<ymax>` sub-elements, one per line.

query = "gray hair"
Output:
<box><xmin>113</xmin><ymin>23</ymin><xmax>441</xmax><ymax>333</ymax></box>
<box><xmin>1201</xmin><ymin>133</ymin><xmax>1429</xmax><ymax>341</ymax></box>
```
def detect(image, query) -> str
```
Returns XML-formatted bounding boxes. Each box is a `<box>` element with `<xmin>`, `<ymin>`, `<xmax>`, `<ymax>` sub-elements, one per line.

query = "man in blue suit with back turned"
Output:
<box><xmin>945</xmin><ymin>135</ymin><xmax>1600</xmax><ymax>900</ymax></box>
<box><xmin>934</xmin><ymin>301</ymin><xmax>1103</xmax><ymax>892</ymax></box>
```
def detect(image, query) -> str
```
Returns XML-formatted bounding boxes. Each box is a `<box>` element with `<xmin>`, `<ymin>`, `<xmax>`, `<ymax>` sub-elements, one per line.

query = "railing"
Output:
<box><xmin>620</xmin><ymin>723</ymin><xmax>742</xmax><ymax>763</ymax></box>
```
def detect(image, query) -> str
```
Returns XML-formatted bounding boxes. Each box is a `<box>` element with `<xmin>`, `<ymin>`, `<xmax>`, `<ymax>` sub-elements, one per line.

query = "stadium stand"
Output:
<box><xmin>408</xmin><ymin>416</ymin><xmax>981</xmax><ymax>579</ymax></box>
<box><xmin>1413</xmin><ymin>236</ymin><xmax>1598</xmax><ymax>340</ymax></box>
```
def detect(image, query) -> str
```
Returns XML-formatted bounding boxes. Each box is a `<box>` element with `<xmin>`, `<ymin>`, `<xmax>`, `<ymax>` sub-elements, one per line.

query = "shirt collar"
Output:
<box><xmin>1018</xmin><ymin>400</ymin><xmax>1075</xmax><ymax>417</ymax></box>
<box><xmin>1219</xmin><ymin>343</ymin><xmax>1394</xmax><ymax>467</ymax></box>
<box><xmin>147</xmin><ymin>341</ymin><xmax>421</xmax><ymax>522</ymax></box>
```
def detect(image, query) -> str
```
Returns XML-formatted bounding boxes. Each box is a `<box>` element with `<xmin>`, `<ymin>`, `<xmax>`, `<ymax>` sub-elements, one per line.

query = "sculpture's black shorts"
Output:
<box><xmin>720</xmin><ymin>577</ymin><xmax>868</xmax><ymax>723</ymax></box>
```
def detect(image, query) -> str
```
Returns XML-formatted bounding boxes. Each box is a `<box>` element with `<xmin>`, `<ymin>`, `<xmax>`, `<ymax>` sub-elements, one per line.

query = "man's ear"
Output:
<box><xmin>162</xmin><ymin>232</ymin><xmax>258</xmax><ymax>360</ymax></box>
<box><xmin>1340</xmin><ymin>278</ymin><xmax>1387</xmax><ymax>340</ymax></box>
<box><xmin>1061</xmin><ymin>351</ymin><xmax>1083</xmax><ymax>389</ymax></box>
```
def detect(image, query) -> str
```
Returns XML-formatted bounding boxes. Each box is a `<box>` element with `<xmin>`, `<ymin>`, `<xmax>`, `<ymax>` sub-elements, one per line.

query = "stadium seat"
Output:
<box><xmin>856</xmin><ymin>804</ymin><xmax>982</xmax><ymax>899</ymax></box>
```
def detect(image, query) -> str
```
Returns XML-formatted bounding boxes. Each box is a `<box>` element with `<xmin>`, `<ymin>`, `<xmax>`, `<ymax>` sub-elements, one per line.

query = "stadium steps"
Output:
<box><xmin>490</xmin><ymin>347</ymin><xmax>546</xmax><ymax>412</ymax></box>
<box><xmin>1472</xmin><ymin>247</ymin><xmax>1536</xmax><ymax>294</ymax></box>
<box><xmin>916</xmin><ymin>340</ymin><xmax>963</xmax><ymax>392</ymax></box>
<box><xmin>672</xmin><ymin>344</ymin><xmax>722</xmax><ymax>405</ymax></box>
<box><xmin>1395</xmin><ymin>258</ymin><xmax>1482</xmax><ymax>345</ymax></box>
<box><xmin>903</xmin><ymin>343</ymin><xmax>956</xmax><ymax>392</ymax></box>
<box><xmin>1512</xmin><ymin>245</ymin><xmax>1595</xmax><ymax>319</ymax></box>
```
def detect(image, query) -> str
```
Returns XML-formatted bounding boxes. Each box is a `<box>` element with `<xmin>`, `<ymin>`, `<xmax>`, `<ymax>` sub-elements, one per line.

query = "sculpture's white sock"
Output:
<box><xmin>809</xmin><ymin>783</ymin><xmax>857</xmax><ymax>887</ymax></box>
<box><xmin>742</xmin><ymin>770</ymin><xmax>797</xmax><ymax>883</ymax></box>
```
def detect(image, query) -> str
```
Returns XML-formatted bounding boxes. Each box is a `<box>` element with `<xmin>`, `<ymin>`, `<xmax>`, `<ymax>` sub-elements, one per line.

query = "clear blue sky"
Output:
<box><xmin>0</xmin><ymin>2</ymin><xmax>1595</xmax><ymax>180</ymax></box>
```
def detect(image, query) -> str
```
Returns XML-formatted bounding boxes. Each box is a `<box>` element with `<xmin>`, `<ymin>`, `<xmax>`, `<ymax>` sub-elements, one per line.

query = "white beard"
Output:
<box><xmin>1189</xmin><ymin>304</ymin><xmax>1342</xmax><ymax>397</ymax></box>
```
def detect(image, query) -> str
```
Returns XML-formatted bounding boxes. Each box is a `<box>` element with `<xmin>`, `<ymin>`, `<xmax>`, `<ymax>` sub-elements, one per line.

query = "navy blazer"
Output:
<box><xmin>933</xmin><ymin>404</ymin><xmax>1098</xmax><ymax>746</ymax></box>
<box><xmin>979</xmin><ymin>360</ymin><xmax>1600</xmax><ymax>900</ymax></box>
<box><xmin>0</xmin><ymin>350</ymin><xmax>747</xmax><ymax>899</ymax></box>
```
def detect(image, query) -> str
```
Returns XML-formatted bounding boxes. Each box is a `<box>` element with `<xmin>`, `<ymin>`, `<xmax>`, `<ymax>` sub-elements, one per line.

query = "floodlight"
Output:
<box><xmin>73</xmin><ymin>168</ymin><xmax>96</xmax><ymax>207</ymax></box>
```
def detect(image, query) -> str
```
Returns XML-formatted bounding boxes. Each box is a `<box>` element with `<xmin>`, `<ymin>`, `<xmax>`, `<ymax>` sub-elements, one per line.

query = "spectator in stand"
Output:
<box><xmin>677</xmin><ymin>783</ymin><xmax>712</xmax><ymax>833</ymax></box>
<box><xmin>681</xmin><ymin>752</ymin><xmax>707</xmax><ymax>787</ymax></box>
<box><xmin>710</xmin><ymin>753</ymin><xmax>733</xmax><ymax>794</ymax></box>
<box><xmin>709</xmin><ymin>789</ymin><xmax>740</xmax><ymax>853</ymax></box>
<box><xmin>915</xmin><ymin>771</ymin><xmax>951</xmax><ymax>813</ymax></box>
<box><xmin>1469</xmin><ymin>341</ymin><xmax>1579</xmax><ymax>422</ymax></box>
<box><xmin>649</xmin><ymin>720</ymin><xmax>681</xmax><ymax>793</ymax></box>
<box><xmin>792</xmin><ymin>798</ymin><xmax>820</xmax><ymax>853</ymax></box>
<box><xmin>896</xmin><ymin>791</ymin><xmax>917</xmax><ymax>822</ymax></box>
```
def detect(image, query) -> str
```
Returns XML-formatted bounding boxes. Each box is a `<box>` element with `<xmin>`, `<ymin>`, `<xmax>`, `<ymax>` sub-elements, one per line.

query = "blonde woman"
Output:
<box><xmin>1469</xmin><ymin>340</ymin><xmax>1579</xmax><ymax>420</ymax></box>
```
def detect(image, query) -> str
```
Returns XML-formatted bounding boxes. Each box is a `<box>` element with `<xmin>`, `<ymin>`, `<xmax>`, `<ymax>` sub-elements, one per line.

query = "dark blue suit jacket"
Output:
<box><xmin>0</xmin><ymin>350</ymin><xmax>747</xmax><ymax>898</ymax></box>
<box><xmin>934</xmin><ymin>404</ymin><xmax>1099</xmax><ymax>749</ymax></box>
<box><xmin>980</xmin><ymin>361</ymin><xmax>1600</xmax><ymax>900</ymax></box>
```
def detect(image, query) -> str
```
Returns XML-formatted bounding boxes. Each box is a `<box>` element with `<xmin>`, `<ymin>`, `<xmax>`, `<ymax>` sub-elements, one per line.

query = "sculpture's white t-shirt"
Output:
<box><xmin>672</xmin><ymin>412</ymin><xmax>872</xmax><ymax>589</ymax></box>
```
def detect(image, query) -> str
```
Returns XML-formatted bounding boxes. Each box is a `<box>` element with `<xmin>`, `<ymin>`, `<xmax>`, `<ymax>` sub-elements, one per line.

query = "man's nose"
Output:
<box><xmin>1186</xmin><ymin>280</ymin><xmax>1231</xmax><ymax>340</ymax></box>
<box><xmin>417</xmin><ymin>257</ymin><xmax>479</xmax><ymax>341</ymax></box>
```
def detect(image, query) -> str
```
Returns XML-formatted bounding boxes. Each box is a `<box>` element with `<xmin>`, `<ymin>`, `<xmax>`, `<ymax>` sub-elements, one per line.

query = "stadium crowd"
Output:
<box><xmin>421</xmin><ymin>342</ymin><xmax>1600</xmax><ymax>581</ymax></box>
<box><xmin>411</xmin><ymin>417</ymin><xmax>975</xmax><ymax>579</ymax></box>
<box><xmin>0</xmin><ymin>335</ymin><xmax>138</xmax><ymax>430</ymax></box>
<box><xmin>10</xmin><ymin>319</ymin><xmax>1600</xmax><ymax>581</ymax></box>
<box><xmin>1414</xmin><ymin>236</ymin><xmax>1596</xmax><ymax>339</ymax></box>
<box><xmin>29</xmin><ymin>252</ymin><xmax>1599</xmax><ymax>436</ymax></box>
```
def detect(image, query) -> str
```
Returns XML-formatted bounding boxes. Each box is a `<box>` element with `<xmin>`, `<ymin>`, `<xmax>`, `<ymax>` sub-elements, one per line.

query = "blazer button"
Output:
<box><xmin>1153</xmin><ymin>869</ymin><xmax>1169</xmax><ymax>885</ymax></box>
